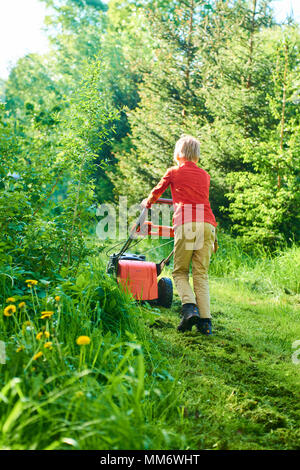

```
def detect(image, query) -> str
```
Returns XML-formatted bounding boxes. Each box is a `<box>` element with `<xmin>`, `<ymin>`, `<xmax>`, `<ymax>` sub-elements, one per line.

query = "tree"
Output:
<box><xmin>1</xmin><ymin>53</ymin><xmax>117</xmax><ymax>275</ymax></box>
<box><xmin>38</xmin><ymin>0</ymin><xmax>150</xmax><ymax>202</ymax></box>
<box><xmin>226</xmin><ymin>26</ymin><xmax>300</xmax><ymax>247</ymax></box>
<box><xmin>112</xmin><ymin>0</ymin><xmax>214</xmax><ymax>208</ymax></box>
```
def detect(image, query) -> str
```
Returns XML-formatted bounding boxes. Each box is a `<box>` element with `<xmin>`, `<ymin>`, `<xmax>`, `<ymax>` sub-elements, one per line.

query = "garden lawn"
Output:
<box><xmin>150</xmin><ymin>275</ymin><xmax>300</xmax><ymax>450</ymax></box>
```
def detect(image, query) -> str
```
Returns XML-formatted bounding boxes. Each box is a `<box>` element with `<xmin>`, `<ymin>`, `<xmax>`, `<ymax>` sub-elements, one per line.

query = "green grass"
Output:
<box><xmin>152</xmin><ymin>279</ymin><xmax>300</xmax><ymax>449</ymax></box>
<box><xmin>0</xmin><ymin>258</ymin><xmax>186</xmax><ymax>450</ymax></box>
<box><xmin>0</xmin><ymin>233</ymin><xmax>300</xmax><ymax>449</ymax></box>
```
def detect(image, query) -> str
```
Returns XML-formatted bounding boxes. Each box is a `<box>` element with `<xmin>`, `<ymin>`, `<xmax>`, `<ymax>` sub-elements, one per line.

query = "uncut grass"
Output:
<box><xmin>0</xmin><ymin>259</ymin><xmax>186</xmax><ymax>450</ymax></box>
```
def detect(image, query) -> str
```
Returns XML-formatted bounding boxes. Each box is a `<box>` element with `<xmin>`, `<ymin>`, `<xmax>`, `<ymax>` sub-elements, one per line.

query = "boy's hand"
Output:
<box><xmin>141</xmin><ymin>198</ymin><xmax>150</xmax><ymax>209</ymax></box>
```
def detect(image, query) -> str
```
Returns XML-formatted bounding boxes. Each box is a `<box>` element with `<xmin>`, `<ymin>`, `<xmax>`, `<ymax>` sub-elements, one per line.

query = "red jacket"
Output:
<box><xmin>146</xmin><ymin>161</ymin><xmax>217</xmax><ymax>228</ymax></box>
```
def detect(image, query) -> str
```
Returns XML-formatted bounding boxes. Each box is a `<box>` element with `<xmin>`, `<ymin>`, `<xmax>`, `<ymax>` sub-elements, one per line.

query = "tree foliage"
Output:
<box><xmin>112</xmin><ymin>0</ymin><xmax>300</xmax><ymax>247</ymax></box>
<box><xmin>1</xmin><ymin>58</ymin><xmax>116</xmax><ymax>276</ymax></box>
<box><xmin>0</xmin><ymin>0</ymin><xmax>299</xmax><ymax>282</ymax></box>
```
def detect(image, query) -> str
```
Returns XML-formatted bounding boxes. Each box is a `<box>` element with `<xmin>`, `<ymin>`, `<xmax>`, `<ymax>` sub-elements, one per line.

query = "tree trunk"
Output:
<box><xmin>246</xmin><ymin>0</ymin><xmax>257</xmax><ymax>89</ymax></box>
<box><xmin>185</xmin><ymin>0</ymin><xmax>195</xmax><ymax>91</ymax></box>
<box><xmin>278</xmin><ymin>40</ymin><xmax>289</xmax><ymax>189</ymax></box>
<box><xmin>182</xmin><ymin>0</ymin><xmax>195</xmax><ymax>117</ymax></box>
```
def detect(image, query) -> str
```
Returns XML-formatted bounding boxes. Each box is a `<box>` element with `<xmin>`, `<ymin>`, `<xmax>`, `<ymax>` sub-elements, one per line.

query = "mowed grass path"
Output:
<box><xmin>148</xmin><ymin>277</ymin><xmax>300</xmax><ymax>450</ymax></box>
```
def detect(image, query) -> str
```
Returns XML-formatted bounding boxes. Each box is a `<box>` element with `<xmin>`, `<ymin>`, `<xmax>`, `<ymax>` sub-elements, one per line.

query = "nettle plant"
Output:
<box><xmin>0</xmin><ymin>59</ymin><xmax>118</xmax><ymax>278</ymax></box>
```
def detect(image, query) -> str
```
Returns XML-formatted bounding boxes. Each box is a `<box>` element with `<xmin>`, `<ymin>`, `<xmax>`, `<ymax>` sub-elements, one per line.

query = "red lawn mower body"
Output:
<box><xmin>107</xmin><ymin>199</ymin><xmax>174</xmax><ymax>307</ymax></box>
<box><xmin>118</xmin><ymin>260</ymin><xmax>158</xmax><ymax>301</ymax></box>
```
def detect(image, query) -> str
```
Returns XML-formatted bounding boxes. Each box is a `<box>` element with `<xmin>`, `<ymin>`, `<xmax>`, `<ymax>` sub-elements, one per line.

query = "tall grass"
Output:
<box><xmin>113</xmin><ymin>228</ymin><xmax>300</xmax><ymax>295</ymax></box>
<box><xmin>0</xmin><ymin>257</ymin><xmax>184</xmax><ymax>450</ymax></box>
<box><xmin>210</xmin><ymin>230</ymin><xmax>300</xmax><ymax>295</ymax></box>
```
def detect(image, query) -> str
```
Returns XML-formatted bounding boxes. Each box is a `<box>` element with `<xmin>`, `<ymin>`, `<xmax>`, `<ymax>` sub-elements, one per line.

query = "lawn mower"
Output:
<box><xmin>106</xmin><ymin>198</ymin><xmax>174</xmax><ymax>308</ymax></box>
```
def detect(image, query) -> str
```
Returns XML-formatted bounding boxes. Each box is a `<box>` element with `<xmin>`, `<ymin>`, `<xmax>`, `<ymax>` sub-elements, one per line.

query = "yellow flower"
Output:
<box><xmin>4</xmin><ymin>305</ymin><xmax>16</xmax><ymax>317</ymax></box>
<box><xmin>40</xmin><ymin>311</ymin><xmax>54</xmax><ymax>319</ymax></box>
<box><xmin>19</xmin><ymin>302</ymin><xmax>26</xmax><ymax>309</ymax></box>
<box><xmin>76</xmin><ymin>336</ymin><xmax>91</xmax><ymax>346</ymax></box>
<box><xmin>6</xmin><ymin>297</ymin><xmax>16</xmax><ymax>303</ymax></box>
<box><xmin>33</xmin><ymin>351</ymin><xmax>43</xmax><ymax>360</ymax></box>
<box><xmin>44</xmin><ymin>341</ymin><xmax>53</xmax><ymax>350</ymax></box>
<box><xmin>55</xmin><ymin>295</ymin><xmax>60</xmax><ymax>302</ymax></box>
<box><xmin>16</xmin><ymin>346</ymin><xmax>24</xmax><ymax>353</ymax></box>
<box><xmin>36</xmin><ymin>331</ymin><xmax>50</xmax><ymax>340</ymax></box>
<box><xmin>26</xmin><ymin>279</ymin><xmax>38</xmax><ymax>287</ymax></box>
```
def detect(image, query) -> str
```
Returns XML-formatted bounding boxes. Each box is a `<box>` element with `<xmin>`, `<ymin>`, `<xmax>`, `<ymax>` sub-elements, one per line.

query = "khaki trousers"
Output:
<box><xmin>172</xmin><ymin>222</ymin><xmax>216</xmax><ymax>319</ymax></box>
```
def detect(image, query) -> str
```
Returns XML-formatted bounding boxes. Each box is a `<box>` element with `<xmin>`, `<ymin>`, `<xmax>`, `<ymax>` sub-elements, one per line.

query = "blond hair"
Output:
<box><xmin>174</xmin><ymin>135</ymin><xmax>200</xmax><ymax>164</ymax></box>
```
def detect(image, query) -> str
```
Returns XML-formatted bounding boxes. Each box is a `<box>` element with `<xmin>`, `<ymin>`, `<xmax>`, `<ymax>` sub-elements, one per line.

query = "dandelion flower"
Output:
<box><xmin>36</xmin><ymin>331</ymin><xmax>50</xmax><ymax>340</ymax></box>
<box><xmin>26</xmin><ymin>279</ymin><xmax>38</xmax><ymax>287</ymax></box>
<box><xmin>19</xmin><ymin>302</ymin><xmax>26</xmax><ymax>309</ymax></box>
<box><xmin>33</xmin><ymin>351</ymin><xmax>43</xmax><ymax>360</ymax></box>
<box><xmin>55</xmin><ymin>295</ymin><xmax>60</xmax><ymax>302</ymax></box>
<box><xmin>16</xmin><ymin>346</ymin><xmax>24</xmax><ymax>353</ymax></box>
<box><xmin>6</xmin><ymin>297</ymin><xmax>16</xmax><ymax>303</ymax></box>
<box><xmin>76</xmin><ymin>336</ymin><xmax>91</xmax><ymax>346</ymax></box>
<box><xmin>4</xmin><ymin>305</ymin><xmax>16</xmax><ymax>317</ymax></box>
<box><xmin>44</xmin><ymin>342</ymin><xmax>53</xmax><ymax>350</ymax></box>
<box><xmin>40</xmin><ymin>311</ymin><xmax>54</xmax><ymax>319</ymax></box>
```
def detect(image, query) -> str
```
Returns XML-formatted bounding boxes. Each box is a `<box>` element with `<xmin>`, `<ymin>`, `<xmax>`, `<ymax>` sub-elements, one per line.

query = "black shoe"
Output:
<box><xmin>177</xmin><ymin>303</ymin><xmax>200</xmax><ymax>332</ymax></box>
<box><xmin>197</xmin><ymin>318</ymin><xmax>213</xmax><ymax>336</ymax></box>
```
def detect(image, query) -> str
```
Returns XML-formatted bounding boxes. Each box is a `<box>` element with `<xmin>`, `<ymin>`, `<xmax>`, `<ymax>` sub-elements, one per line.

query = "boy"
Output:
<box><xmin>141</xmin><ymin>135</ymin><xmax>217</xmax><ymax>335</ymax></box>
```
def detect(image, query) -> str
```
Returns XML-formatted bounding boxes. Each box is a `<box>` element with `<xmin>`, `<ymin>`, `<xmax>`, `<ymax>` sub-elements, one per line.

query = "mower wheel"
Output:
<box><xmin>157</xmin><ymin>277</ymin><xmax>173</xmax><ymax>308</ymax></box>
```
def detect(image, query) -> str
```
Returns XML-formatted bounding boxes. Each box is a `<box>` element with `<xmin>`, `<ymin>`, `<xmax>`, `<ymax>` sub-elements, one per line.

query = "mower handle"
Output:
<box><xmin>115</xmin><ymin>201</ymin><xmax>174</xmax><ymax>261</ymax></box>
<box><xmin>115</xmin><ymin>207</ymin><xmax>147</xmax><ymax>258</ymax></box>
<box><xmin>155</xmin><ymin>198</ymin><xmax>173</xmax><ymax>205</ymax></box>
<box><xmin>126</xmin><ymin>200</ymin><xmax>173</xmax><ymax>241</ymax></box>
<box><xmin>129</xmin><ymin>207</ymin><xmax>147</xmax><ymax>238</ymax></box>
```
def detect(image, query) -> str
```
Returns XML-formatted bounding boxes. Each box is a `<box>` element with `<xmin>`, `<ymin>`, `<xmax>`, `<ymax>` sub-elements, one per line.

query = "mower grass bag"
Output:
<box><xmin>117</xmin><ymin>260</ymin><xmax>158</xmax><ymax>301</ymax></box>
